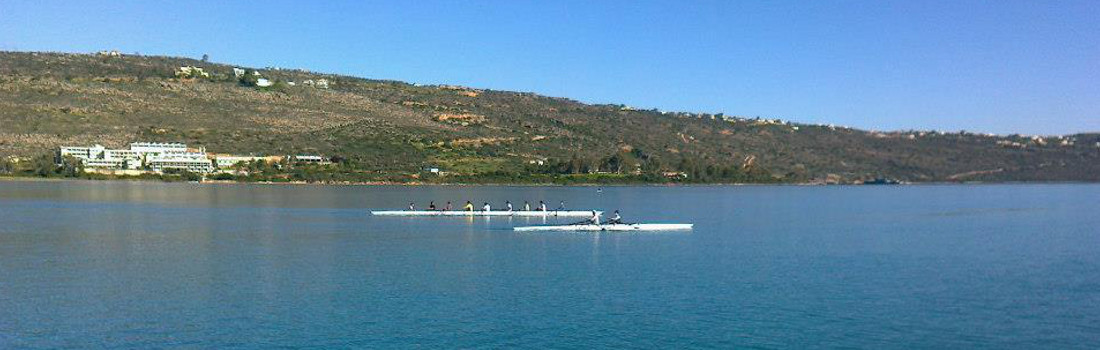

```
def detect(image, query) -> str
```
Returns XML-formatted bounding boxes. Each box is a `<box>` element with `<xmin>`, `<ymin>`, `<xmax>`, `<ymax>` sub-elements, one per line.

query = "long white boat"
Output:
<box><xmin>371</xmin><ymin>210</ymin><xmax>599</xmax><ymax>217</ymax></box>
<box><xmin>514</xmin><ymin>223</ymin><xmax>693</xmax><ymax>232</ymax></box>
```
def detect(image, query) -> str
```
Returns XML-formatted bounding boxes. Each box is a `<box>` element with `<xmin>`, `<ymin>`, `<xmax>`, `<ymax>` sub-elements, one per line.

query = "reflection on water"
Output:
<box><xmin>925</xmin><ymin>207</ymin><xmax>1049</xmax><ymax>217</ymax></box>
<box><xmin>1</xmin><ymin>181</ymin><xmax>1099</xmax><ymax>348</ymax></box>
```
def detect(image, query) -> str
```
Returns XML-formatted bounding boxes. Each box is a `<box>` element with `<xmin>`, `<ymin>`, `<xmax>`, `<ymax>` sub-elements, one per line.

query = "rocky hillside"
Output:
<box><xmin>1</xmin><ymin>51</ymin><xmax>1097</xmax><ymax>182</ymax></box>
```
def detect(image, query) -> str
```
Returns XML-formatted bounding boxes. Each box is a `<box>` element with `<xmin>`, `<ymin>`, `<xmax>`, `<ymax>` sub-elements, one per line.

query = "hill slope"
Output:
<box><xmin>1</xmin><ymin>51</ymin><xmax>1097</xmax><ymax>183</ymax></box>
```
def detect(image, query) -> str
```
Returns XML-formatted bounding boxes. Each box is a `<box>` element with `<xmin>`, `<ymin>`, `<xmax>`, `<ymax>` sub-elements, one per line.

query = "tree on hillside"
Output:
<box><xmin>602</xmin><ymin>153</ymin><xmax>624</xmax><ymax>173</ymax></box>
<box><xmin>31</xmin><ymin>154</ymin><xmax>57</xmax><ymax>177</ymax></box>
<box><xmin>239</xmin><ymin>70</ymin><xmax>259</xmax><ymax>87</ymax></box>
<box><xmin>58</xmin><ymin>156</ymin><xmax>83</xmax><ymax>177</ymax></box>
<box><xmin>272</xmin><ymin>80</ymin><xmax>291</xmax><ymax>92</ymax></box>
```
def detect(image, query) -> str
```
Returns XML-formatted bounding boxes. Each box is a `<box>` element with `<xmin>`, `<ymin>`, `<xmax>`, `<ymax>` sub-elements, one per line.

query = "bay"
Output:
<box><xmin>1</xmin><ymin>181</ymin><xmax>1098</xmax><ymax>348</ymax></box>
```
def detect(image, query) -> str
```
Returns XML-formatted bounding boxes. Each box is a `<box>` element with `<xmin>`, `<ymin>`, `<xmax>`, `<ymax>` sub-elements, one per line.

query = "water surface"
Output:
<box><xmin>1</xmin><ymin>181</ymin><xmax>1098</xmax><ymax>348</ymax></box>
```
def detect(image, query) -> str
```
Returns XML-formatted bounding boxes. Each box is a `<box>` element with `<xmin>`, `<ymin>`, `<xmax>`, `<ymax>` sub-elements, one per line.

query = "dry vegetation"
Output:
<box><xmin>1</xmin><ymin>51</ymin><xmax>1098</xmax><ymax>183</ymax></box>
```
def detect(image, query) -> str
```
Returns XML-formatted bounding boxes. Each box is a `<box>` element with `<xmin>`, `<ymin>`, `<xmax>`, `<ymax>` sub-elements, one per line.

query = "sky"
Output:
<box><xmin>1</xmin><ymin>0</ymin><xmax>1097</xmax><ymax>135</ymax></box>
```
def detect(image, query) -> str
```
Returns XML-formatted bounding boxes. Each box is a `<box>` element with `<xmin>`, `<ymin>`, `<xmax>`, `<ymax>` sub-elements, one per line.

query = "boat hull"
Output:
<box><xmin>371</xmin><ymin>210</ymin><xmax>599</xmax><ymax>217</ymax></box>
<box><xmin>514</xmin><ymin>224</ymin><xmax>694</xmax><ymax>232</ymax></box>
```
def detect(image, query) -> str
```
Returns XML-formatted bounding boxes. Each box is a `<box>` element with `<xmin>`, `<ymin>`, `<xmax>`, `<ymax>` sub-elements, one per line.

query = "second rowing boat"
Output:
<box><xmin>371</xmin><ymin>210</ymin><xmax>599</xmax><ymax>217</ymax></box>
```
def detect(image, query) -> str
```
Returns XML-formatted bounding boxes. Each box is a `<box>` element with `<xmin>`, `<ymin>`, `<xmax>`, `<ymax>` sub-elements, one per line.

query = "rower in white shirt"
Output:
<box><xmin>587</xmin><ymin>210</ymin><xmax>600</xmax><ymax>225</ymax></box>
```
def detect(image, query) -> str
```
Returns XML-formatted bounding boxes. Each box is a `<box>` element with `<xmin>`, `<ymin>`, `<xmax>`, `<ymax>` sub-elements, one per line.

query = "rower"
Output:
<box><xmin>608</xmin><ymin>210</ymin><xmax>622</xmax><ymax>224</ymax></box>
<box><xmin>408</xmin><ymin>202</ymin><xmax>415</xmax><ymax>211</ymax></box>
<box><xmin>588</xmin><ymin>210</ymin><xmax>600</xmax><ymax>225</ymax></box>
<box><xmin>538</xmin><ymin>201</ymin><xmax>547</xmax><ymax>211</ymax></box>
<box><xmin>482</xmin><ymin>202</ymin><xmax>492</xmax><ymax>212</ymax></box>
<box><xmin>444</xmin><ymin>201</ymin><xmax>452</xmax><ymax>211</ymax></box>
<box><xmin>506</xmin><ymin>201</ymin><xmax>513</xmax><ymax>211</ymax></box>
<box><xmin>428</xmin><ymin>201</ymin><xmax>437</xmax><ymax>210</ymax></box>
<box><xmin>557</xmin><ymin>201</ymin><xmax>566</xmax><ymax>211</ymax></box>
<box><xmin>464</xmin><ymin>201</ymin><xmax>474</xmax><ymax>211</ymax></box>
<box><xmin>523</xmin><ymin>201</ymin><xmax>531</xmax><ymax>211</ymax></box>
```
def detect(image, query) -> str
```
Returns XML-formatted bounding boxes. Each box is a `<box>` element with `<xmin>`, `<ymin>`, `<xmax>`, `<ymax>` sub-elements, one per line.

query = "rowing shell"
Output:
<box><xmin>371</xmin><ymin>210</ymin><xmax>599</xmax><ymax>217</ymax></box>
<box><xmin>514</xmin><ymin>223</ymin><xmax>693</xmax><ymax>232</ymax></box>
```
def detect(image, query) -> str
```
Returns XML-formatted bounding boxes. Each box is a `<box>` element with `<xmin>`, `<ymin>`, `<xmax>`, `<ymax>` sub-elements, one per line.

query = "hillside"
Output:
<box><xmin>1</xmin><ymin>51</ymin><xmax>1098</xmax><ymax>183</ymax></box>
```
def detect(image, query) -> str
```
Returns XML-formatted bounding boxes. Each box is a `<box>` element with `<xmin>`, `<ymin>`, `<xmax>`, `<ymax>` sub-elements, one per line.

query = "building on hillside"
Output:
<box><xmin>233</xmin><ymin>68</ymin><xmax>246</xmax><ymax>77</ymax></box>
<box><xmin>60</xmin><ymin>143</ymin><xmax>327</xmax><ymax>175</ymax></box>
<box><xmin>256</xmin><ymin>78</ymin><xmax>273</xmax><ymax>87</ymax></box>
<box><xmin>60</xmin><ymin>145</ymin><xmax>107</xmax><ymax>160</ymax></box>
<box><xmin>146</xmin><ymin>154</ymin><xmax>214</xmax><ymax>173</ymax></box>
<box><xmin>128</xmin><ymin>142</ymin><xmax>187</xmax><ymax>154</ymax></box>
<box><xmin>292</xmin><ymin>155</ymin><xmax>329</xmax><ymax>164</ymax></box>
<box><xmin>60</xmin><ymin>144</ymin><xmax>140</xmax><ymax>170</ymax></box>
<box><xmin>59</xmin><ymin>142</ymin><xmax>214</xmax><ymax>173</ymax></box>
<box><xmin>213</xmin><ymin>155</ymin><xmax>272</xmax><ymax>169</ymax></box>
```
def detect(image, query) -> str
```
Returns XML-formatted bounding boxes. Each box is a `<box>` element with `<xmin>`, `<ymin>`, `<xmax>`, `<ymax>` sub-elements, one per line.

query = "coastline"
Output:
<box><xmin>3</xmin><ymin>175</ymin><xmax>1096</xmax><ymax>187</ymax></box>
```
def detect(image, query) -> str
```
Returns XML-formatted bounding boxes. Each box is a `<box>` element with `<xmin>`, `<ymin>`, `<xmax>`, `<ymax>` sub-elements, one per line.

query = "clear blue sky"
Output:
<box><xmin>2</xmin><ymin>1</ymin><xmax>1097</xmax><ymax>134</ymax></box>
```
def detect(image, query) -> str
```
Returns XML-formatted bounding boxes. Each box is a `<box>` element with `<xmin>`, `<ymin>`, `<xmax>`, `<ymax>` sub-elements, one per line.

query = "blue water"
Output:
<box><xmin>1</xmin><ymin>181</ymin><xmax>1098</xmax><ymax>348</ymax></box>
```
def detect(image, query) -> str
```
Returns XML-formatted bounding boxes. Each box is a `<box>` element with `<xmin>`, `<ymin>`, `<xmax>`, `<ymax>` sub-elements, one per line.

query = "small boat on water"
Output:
<box><xmin>371</xmin><ymin>210</ymin><xmax>599</xmax><ymax>217</ymax></box>
<box><xmin>514</xmin><ymin>223</ymin><xmax>693</xmax><ymax>232</ymax></box>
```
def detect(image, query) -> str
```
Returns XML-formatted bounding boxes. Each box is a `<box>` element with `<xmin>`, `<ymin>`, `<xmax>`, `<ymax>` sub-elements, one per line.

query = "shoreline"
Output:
<box><xmin>2</xmin><ymin>175</ymin><xmax>1097</xmax><ymax>187</ymax></box>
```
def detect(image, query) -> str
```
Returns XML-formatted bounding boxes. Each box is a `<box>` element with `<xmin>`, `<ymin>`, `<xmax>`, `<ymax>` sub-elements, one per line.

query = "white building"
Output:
<box><xmin>59</xmin><ymin>142</ymin><xmax>214</xmax><ymax>173</ymax></box>
<box><xmin>146</xmin><ymin>154</ymin><xmax>214</xmax><ymax>173</ymax></box>
<box><xmin>84</xmin><ymin>158</ymin><xmax>127</xmax><ymax>169</ymax></box>
<box><xmin>256</xmin><ymin>78</ymin><xmax>273</xmax><ymax>87</ymax></box>
<box><xmin>60</xmin><ymin>145</ymin><xmax>107</xmax><ymax>159</ymax></box>
<box><xmin>59</xmin><ymin>145</ymin><xmax>139</xmax><ymax>170</ymax></box>
<box><xmin>292</xmin><ymin>155</ymin><xmax>328</xmax><ymax>164</ymax></box>
<box><xmin>60</xmin><ymin>142</ymin><xmax>326</xmax><ymax>175</ymax></box>
<box><xmin>129</xmin><ymin>142</ymin><xmax>187</xmax><ymax>154</ymax></box>
<box><xmin>105</xmin><ymin>149</ymin><xmax>141</xmax><ymax>161</ymax></box>
<box><xmin>214</xmin><ymin>155</ymin><xmax>269</xmax><ymax>169</ymax></box>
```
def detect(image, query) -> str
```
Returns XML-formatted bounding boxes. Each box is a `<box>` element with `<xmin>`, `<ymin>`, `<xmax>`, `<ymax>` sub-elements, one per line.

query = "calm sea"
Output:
<box><xmin>1</xmin><ymin>181</ymin><xmax>1098</xmax><ymax>348</ymax></box>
